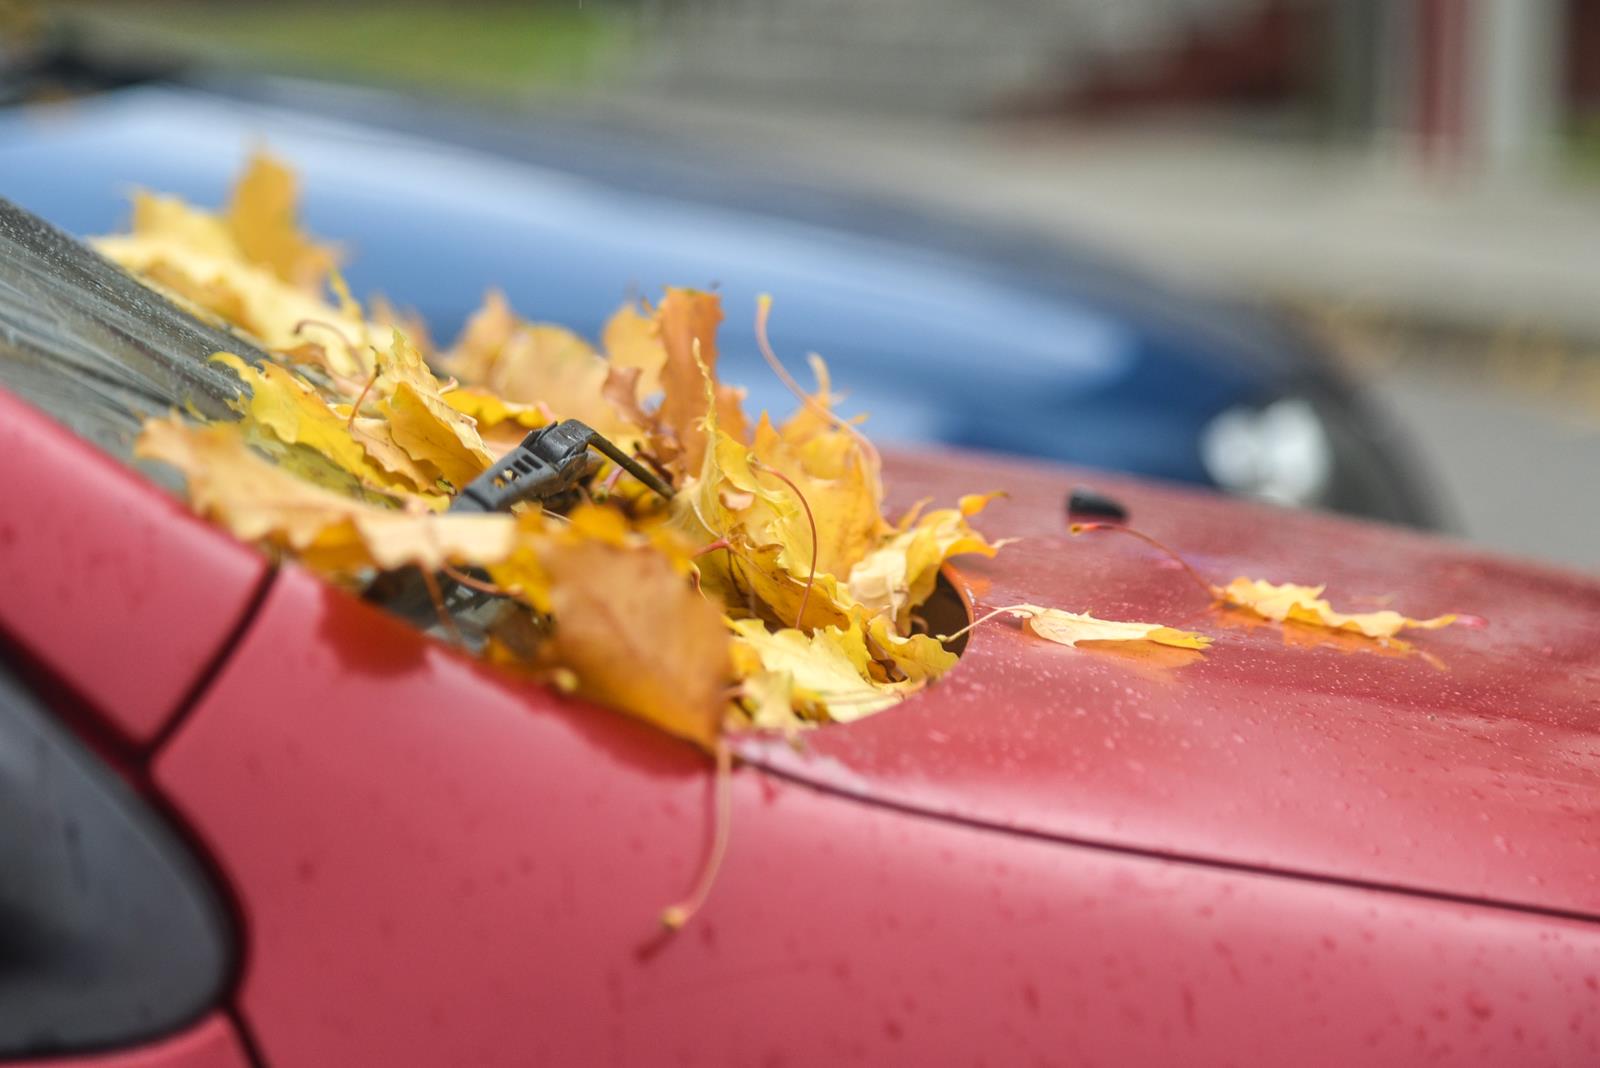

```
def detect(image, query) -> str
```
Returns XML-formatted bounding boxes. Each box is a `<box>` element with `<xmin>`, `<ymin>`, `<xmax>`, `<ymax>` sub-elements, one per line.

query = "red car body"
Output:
<box><xmin>3</xmin><ymin>377</ymin><xmax>1600</xmax><ymax>1068</ymax></box>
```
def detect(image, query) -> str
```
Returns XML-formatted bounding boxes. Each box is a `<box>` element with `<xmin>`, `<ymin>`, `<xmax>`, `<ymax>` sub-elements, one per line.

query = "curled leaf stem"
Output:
<box><xmin>934</xmin><ymin>604</ymin><xmax>1021</xmax><ymax>645</ymax></box>
<box><xmin>661</xmin><ymin>740</ymin><xmax>732</xmax><ymax>930</ymax></box>
<box><xmin>690</xmin><ymin>538</ymin><xmax>732</xmax><ymax>595</ymax></box>
<box><xmin>1070</xmin><ymin>522</ymin><xmax>1215</xmax><ymax>598</ymax></box>
<box><xmin>440</xmin><ymin>562</ymin><xmax>510</xmax><ymax>596</ymax></box>
<box><xmin>693</xmin><ymin>537</ymin><xmax>733</xmax><ymax>559</ymax></box>
<box><xmin>293</xmin><ymin>317</ymin><xmax>363</xmax><ymax>372</ymax></box>
<box><xmin>750</xmin><ymin>459</ymin><xmax>816</xmax><ymax>629</ymax></box>
<box><xmin>346</xmin><ymin>365</ymin><xmax>382</xmax><ymax>430</ymax></box>
<box><xmin>755</xmin><ymin>298</ymin><xmax>880</xmax><ymax>470</ymax></box>
<box><xmin>418</xmin><ymin>566</ymin><xmax>464</xmax><ymax>647</ymax></box>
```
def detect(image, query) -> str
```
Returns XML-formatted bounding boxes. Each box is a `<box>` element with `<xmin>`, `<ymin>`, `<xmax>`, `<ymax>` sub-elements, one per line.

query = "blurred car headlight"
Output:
<box><xmin>1200</xmin><ymin>397</ymin><xmax>1334</xmax><ymax>508</ymax></box>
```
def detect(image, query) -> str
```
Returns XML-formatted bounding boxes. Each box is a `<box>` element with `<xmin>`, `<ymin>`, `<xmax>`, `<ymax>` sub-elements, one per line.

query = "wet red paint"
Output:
<box><xmin>740</xmin><ymin>449</ymin><xmax>1600</xmax><ymax>919</ymax></box>
<box><xmin>0</xmin><ymin>387</ymin><xmax>268</xmax><ymax>747</ymax></box>
<box><xmin>156</xmin><ymin>568</ymin><xmax>1600</xmax><ymax>1066</ymax></box>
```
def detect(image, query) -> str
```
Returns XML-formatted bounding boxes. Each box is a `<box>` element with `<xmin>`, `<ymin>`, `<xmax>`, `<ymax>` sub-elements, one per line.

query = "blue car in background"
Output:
<box><xmin>0</xmin><ymin>64</ymin><xmax>1442</xmax><ymax>528</ymax></box>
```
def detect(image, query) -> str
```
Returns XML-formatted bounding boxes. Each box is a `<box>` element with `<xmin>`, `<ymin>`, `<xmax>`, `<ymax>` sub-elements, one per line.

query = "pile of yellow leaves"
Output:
<box><xmin>104</xmin><ymin>153</ymin><xmax>1010</xmax><ymax>750</ymax></box>
<box><xmin>105</xmin><ymin>154</ymin><xmax>1459</xmax><ymax>763</ymax></box>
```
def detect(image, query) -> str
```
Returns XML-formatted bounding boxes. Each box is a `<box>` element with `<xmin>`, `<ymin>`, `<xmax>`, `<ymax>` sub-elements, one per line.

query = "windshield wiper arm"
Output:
<box><xmin>449</xmin><ymin>419</ymin><xmax>672</xmax><ymax>514</ymax></box>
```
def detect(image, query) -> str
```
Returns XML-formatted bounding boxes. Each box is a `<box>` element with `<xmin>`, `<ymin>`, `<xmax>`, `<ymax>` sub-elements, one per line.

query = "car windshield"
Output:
<box><xmin>0</xmin><ymin>196</ymin><xmax>248</xmax><ymax>468</ymax></box>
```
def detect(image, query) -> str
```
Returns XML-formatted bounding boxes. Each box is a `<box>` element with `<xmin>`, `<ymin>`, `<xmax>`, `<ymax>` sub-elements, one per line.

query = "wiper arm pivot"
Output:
<box><xmin>448</xmin><ymin>419</ymin><xmax>672</xmax><ymax>514</ymax></box>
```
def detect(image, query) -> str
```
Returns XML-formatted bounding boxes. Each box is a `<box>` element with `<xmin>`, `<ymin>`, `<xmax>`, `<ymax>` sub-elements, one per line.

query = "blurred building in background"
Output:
<box><xmin>638</xmin><ymin>0</ymin><xmax>1574</xmax><ymax>175</ymax></box>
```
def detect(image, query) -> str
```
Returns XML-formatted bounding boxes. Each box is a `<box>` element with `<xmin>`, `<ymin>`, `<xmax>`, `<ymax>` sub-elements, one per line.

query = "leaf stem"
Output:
<box><xmin>693</xmin><ymin>537</ymin><xmax>733</xmax><ymax>558</ymax></box>
<box><xmin>346</xmin><ymin>365</ymin><xmax>382</xmax><ymax>430</ymax></box>
<box><xmin>439</xmin><ymin>562</ymin><xmax>510</xmax><ymax>596</ymax></box>
<box><xmin>750</xmin><ymin>459</ymin><xmax>817</xmax><ymax>629</ymax></box>
<box><xmin>661</xmin><ymin>740</ymin><xmax>733</xmax><ymax>930</ymax></box>
<box><xmin>1070</xmin><ymin>522</ymin><xmax>1215</xmax><ymax>597</ymax></box>
<box><xmin>934</xmin><ymin>604</ymin><xmax>1023</xmax><ymax>644</ymax></box>
<box><xmin>293</xmin><ymin>317</ymin><xmax>361</xmax><ymax>371</ymax></box>
<box><xmin>755</xmin><ymin>297</ymin><xmax>881</xmax><ymax>470</ymax></box>
<box><xmin>418</xmin><ymin>566</ymin><xmax>464</xmax><ymax>646</ymax></box>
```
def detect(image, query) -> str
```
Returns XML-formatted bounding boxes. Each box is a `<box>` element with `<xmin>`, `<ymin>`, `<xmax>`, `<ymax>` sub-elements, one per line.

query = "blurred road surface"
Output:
<box><xmin>1372</xmin><ymin>364</ymin><xmax>1600</xmax><ymax>572</ymax></box>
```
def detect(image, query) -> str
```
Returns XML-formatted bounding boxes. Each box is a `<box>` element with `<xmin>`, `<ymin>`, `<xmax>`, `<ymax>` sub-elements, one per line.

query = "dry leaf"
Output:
<box><xmin>94</xmin><ymin>233</ymin><xmax>382</xmax><ymax>376</ymax></box>
<box><xmin>441</xmin><ymin>386</ymin><xmax>549</xmax><ymax>458</ymax></box>
<box><xmin>602</xmin><ymin>300</ymin><xmax>665</xmax><ymax>398</ymax></box>
<box><xmin>381</xmin><ymin>380</ymin><xmax>494</xmax><ymax>488</ymax></box>
<box><xmin>656</xmin><ymin>288</ymin><xmax>732</xmax><ymax>475</ymax></box>
<box><xmin>846</xmin><ymin>493</ymin><xmax>1005</xmax><ymax>630</ymax></box>
<box><xmin>441</xmin><ymin>387</ymin><xmax>548</xmax><ymax>431</ymax></box>
<box><xmin>730</xmin><ymin>618</ymin><xmax>900</xmax><ymax>723</ymax></box>
<box><xmin>1214</xmin><ymin>578</ymin><xmax>1455</xmax><ymax>639</ymax></box>
<box><xmin>348</xmin><ymin>416</ymin><xmax>445</xmax><ymax>494</ymax></box>
<box><xmin>136</xmin><ymin>417</ymin><xmax>518</xmax><ymax>576</ymax></box>
<box><xmin>997</xmin><ymin>604</ymin><xmax>1211</xmax><ymax>650</ymax></box>
<box><xmin>543</xmin><ymin>538</ymin><xmax>732</xmax><ymax>750</ymax></box>
<box><xmin>441</xmin><ymin>292</ymin><xmax>637</xmax><ymax>441</ymax></box>
<box><xmin>211</xmin><ymin>352</ymin><xmax>427</xmax><ymax>494</ymax></box>
<box><xmin>225</xmin><ymin>151</ymin><xmax>339</xmax><ymax>289</ymax></box>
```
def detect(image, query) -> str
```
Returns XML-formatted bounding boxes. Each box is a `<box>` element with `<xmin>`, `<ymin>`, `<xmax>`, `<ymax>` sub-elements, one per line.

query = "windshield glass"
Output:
<box><xmin>0</xmin><ymin>196</ymin><xmax>247</xmax><ymax>464</ymax></box>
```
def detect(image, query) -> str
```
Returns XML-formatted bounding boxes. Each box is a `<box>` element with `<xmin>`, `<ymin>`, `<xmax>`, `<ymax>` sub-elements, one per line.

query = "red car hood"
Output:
<box><xmin>737</xmin><ymin>449</ymin><xmax>1600</xmax><ymax>919</ymax></box>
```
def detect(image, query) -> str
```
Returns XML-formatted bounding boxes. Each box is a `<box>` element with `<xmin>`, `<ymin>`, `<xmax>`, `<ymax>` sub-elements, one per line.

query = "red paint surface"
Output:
<box><xmin>158</xmin><ymin>562</ymin><xmax>1600</xmax><ymax>1065</ymax></box>
<box><xmin>2</xmin><ymin>1017</ymin><xmax>250</xmax><ymax>1068</ymax></box>
<box><xmin>741</xmin><ymin>450</ymin><xmax>1600</xmax><ymax>919</ymax></box>
<box><xmin>0</xmin><ymin>387</ymin><xmax>268</xmax><ymax>747</ymax></box>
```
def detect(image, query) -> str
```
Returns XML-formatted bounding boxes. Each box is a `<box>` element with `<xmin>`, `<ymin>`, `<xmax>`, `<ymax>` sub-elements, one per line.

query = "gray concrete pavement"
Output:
<box><xmin>1368</xmin><ymin>363</ymin><xmax>1600</xmax><ymax>573</ymax></box>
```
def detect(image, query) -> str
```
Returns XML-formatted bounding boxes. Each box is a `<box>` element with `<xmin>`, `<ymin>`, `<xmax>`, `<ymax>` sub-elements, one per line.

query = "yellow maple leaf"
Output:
<box><xmin>729</xmin><ymin>618</ymin><xmax>900</xmax><ymax>723</ymax></box>
<box><xmin>441</xmin><ymin>386</ymin><xmax>547</xmax><ymax>431</ymax></box>
<box><xmin>441</xmin><ymin>386</ymin><xmax>549</xmax><ymax>458</ymax></box>
<box><xmin>735</xmin><ymin>666</ymin><xmax>802</xmax><ymax>731</ymax></box>
<box><xmin>369</xmin><ymin>293</ymin><xmax>436</xmax><ymax>359</ymax></box>
<box><xmin>210</xmin><ymin>352</ymin><xmax>434</xmax><ymax>495</ymax></box>
<box><xmin>1214</xmin><ymin>578</ymin><xmax>1456</xmax><ymax>639</ymax></box>
<box><xmin>439</xmin><ymin>288</ymin><xmax>517</xmax><ymax>384</ymax></box>
<box><xmin>441</xmin><ymin>291</ymin><xmax>641</xmax><ymax>442</ymax></box>
<box><xmin>542</xmin><ymin>537</ymin><xmax>732</xmax><ymax>751</ymax></box>
<box><xmin>381</xmin><ymin>380</ymin><xmax>494</xmax><ymax>489</ymax></box>
<box><xmin>136</xmin><ymin>417</ymin><xmax>518</xmax><ymax>576</ymax></box>
<box><xmin>655</xmin><ymin>288</ymin><xmax>745</xmax><ymax>476</ymax></box>
<box><xmin>861</xmin><ymin>612</ymin><xmax>959</xmax><ymax>682</ymax></box>
<box><xmin>94</xmin><ymin>231</ymin><xmax>382</xmax><ymax>377</ymax></box>
<box><xmin>225</xmin><ymin>151</ymin><xmax>339</xmax><ymax>290</ymax></box>
<box><xmin>845</xmin><ymin>493</ymin><xmax>1005</xmax><ymax>630</ymax></box>
<box><xmin>130</xmin><ymin>189</ymin><xmax>236</xmax><ymax>257</ymax></box>
<box><xmin>679</xmin><ymin>418</ymin><xmax>856</xmax><ymax>632</ymax></box>
<box><xmin>602</xmin><ymin>300</ymin><xmax>665</xmax><ymax>398</ymax></box>
<box><xmin>996</xmin><ymin>604</ymin><xmax>1211</xmax><ymax>650</ymax></box>
<box><xmin>750</xmin><ymin>410</ymin><xmax>887</xmax><ymax>581</ymax></box>
<box><xmin>348</xmin><ymin>416</ymin><xmax>446</xmax><ymax>495</ymax></box>
<box><xmin>680</xmin><ymin>379</ymin><xmax>1002</xmax><ymax>642</ymax></box>
<box><xmin>729</xmin><ymin>611</ymin><xmax>954</xmax><ymax>727</ymax></box>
